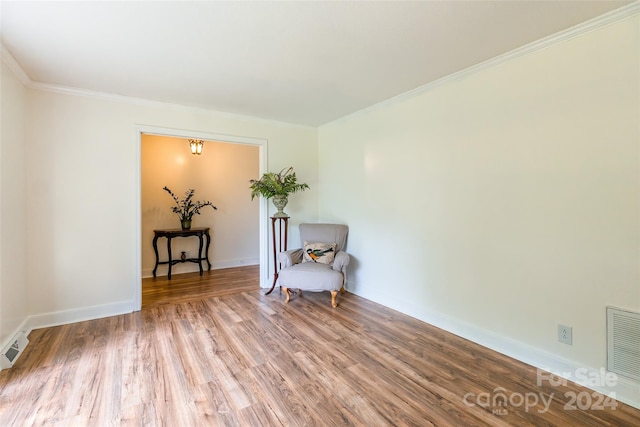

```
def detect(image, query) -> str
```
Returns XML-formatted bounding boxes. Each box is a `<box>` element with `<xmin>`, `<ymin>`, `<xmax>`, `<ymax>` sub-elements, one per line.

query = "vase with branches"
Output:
<box><xmin>163</xmin><ymin>186</ymin><xmax>217</xmax><ymax>229</ymax></box>
<box><xmin>249</xmin><ymin>167</ymin><xmax>309</xmax><ymax>217</ymax></box>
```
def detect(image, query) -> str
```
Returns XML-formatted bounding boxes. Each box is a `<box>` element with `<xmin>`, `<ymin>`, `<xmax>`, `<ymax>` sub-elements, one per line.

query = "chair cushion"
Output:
<box><xmin>302</xmin><ymin>241</ymin><xmax>336</xmax><ymax>265</ymax></box>
<box><xmin>278</xmin><ymin>262</ymin><xmax>344</xmax><ymax>292</ymax></box>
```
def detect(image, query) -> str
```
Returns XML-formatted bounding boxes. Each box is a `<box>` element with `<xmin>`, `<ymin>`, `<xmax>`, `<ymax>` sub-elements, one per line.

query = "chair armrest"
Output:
<box><xmin>278</xmin><ymin>248</ymin><xmax>303</xmax><ymax>268</ymax></box>
<box><xmin>332</xmin><ymin>251</ymin><xmax>350</xmax><ymax>272</ymax></box>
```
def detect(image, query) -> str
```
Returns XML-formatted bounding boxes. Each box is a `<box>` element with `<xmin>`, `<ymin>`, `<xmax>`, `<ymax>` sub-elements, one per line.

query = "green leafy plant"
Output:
<box><xmin>163</xmin><ymin>187</ymin><xmax>217</xmax><ymax>221</ymax></box>
<box><xmin>249</xmin><ymin>167</ymin><xmax>310</xmax><ymax>200</ymax></box>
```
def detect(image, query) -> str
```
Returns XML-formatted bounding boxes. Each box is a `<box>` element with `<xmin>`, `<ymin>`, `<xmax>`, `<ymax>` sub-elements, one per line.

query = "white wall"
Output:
<box><xmin>0</xmin><ymin>60</ymin><xmax>28</xmax><ymax>348</ymax></box>
<box><xmin>141</xmin><ymin>135</ymin><xmax>260</xmax><ymax>276</ymax></box>
<box><xmin>319</xmin><ymin>15</ymin><xmax>639</xmax><ymax>402</ymax></box>
<box><xmin>22</xmin><ymin>89</ymin><xmax>317</xmax><ymax>327</ymax></box>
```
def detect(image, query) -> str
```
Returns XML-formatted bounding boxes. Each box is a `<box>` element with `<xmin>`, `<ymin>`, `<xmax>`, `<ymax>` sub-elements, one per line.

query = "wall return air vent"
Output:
<box><xmin>607</xmin><ymin>306</ymin><xmax>640</xmax><ymax>381</ymax></box>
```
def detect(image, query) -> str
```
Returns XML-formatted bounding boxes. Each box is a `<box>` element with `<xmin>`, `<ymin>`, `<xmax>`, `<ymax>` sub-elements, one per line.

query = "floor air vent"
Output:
<box><xmin>0</xmin><ymin>332</ymin><xmax>29</xmax><ymax>369</ymax></box>
<box><xmin>607</xmin><ymin>306</ymin><xmax>640</xmax><ymax>381</ymax></box>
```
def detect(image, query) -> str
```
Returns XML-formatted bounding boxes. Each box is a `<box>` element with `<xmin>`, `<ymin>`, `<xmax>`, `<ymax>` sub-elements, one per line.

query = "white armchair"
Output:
<box><xmin>277</xmin><ymin>223</ymin><xmax>350</xmax><ymax>307</ymax></box>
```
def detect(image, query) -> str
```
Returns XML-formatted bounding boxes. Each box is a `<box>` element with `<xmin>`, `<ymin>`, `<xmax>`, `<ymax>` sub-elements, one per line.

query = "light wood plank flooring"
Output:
<box><xmin>142</xmin><ymin>265</ymin><xmax>260</xmax><ymax>308</ymax></box>
<box><xmin>1</xmin><ymin>269</ymin><xmax>639</xmax><ymax>426</ymax></box>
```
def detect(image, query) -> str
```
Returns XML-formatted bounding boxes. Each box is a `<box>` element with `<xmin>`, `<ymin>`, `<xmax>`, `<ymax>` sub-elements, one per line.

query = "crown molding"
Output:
<box><xmin>321</xmin><ymin>1</ymin><xmax>640</xmax><ymax>128</ymax></box>
<box><xmin>0</xmin><ymin>44</ymin><xmax>31</xmax><ymax>86</ymax></box>
<box><xmin>0</xmin><ymin>44</ymin><xmax>314</xmax><ymax>130</ymax></box>
<box><xmin>27</xmin><ymin>81</ymin><xmax>315</xmax><ymax>130</ymax></box>
<box><xmin>3</xmin><ymin>1</ymin><xmax>638</xmax><ymax>131</ymax></box>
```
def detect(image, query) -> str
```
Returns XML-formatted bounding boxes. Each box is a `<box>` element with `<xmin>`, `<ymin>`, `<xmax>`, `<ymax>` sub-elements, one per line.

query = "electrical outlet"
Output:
<box><xmin>558</xmin><ymin>324</ymin><xmax>573</xmax><ymax>345</ymax></box>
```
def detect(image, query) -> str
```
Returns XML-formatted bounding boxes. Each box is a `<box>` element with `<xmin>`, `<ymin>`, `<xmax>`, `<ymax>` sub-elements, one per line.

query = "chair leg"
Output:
<box><xmin>283</xmin><ymin>287</ymin><xmax>291</xmax><ymax>303</ymax></box>
<box><xmin>331</xmin><ymin>290</ymin><xmax>338</xmax><ymax>308</ymax></box>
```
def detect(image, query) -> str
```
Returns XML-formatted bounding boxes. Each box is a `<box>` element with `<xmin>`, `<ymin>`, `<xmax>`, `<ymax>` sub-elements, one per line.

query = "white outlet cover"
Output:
<box><xmin>558</xmin><ymin>324</ymin><xmax>573</xmax><ymax>345</ymax></box>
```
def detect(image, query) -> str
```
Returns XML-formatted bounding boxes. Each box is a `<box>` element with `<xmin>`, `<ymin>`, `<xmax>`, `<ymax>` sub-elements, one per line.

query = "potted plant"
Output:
<box><xmin>249</xmin><ymin>167</ymin><xmax>309</xmax><ymax>217</ymax></box>
<box><xmin>163</xmin><ymin>186</ymin><xmax>217</xmax><ymax>230</ymax></box>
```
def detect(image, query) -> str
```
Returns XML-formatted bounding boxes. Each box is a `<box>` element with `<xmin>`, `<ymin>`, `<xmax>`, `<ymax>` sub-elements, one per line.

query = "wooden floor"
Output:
<box><xmin>142</xmin><ymin>265</ymin><xmax>260</xmax><ymax>308</ymax></box>
<box><xmin>1</xmin><ymin>268</ymin><xmax>639</xmax><ymax>426</ymax></box>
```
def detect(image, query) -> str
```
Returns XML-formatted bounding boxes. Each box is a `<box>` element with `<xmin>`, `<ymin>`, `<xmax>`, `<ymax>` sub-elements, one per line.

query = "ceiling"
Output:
<box><xmin>0</xmin><ymin>1</ymin><xmax>632</xmax><ymax>126</ymax></box>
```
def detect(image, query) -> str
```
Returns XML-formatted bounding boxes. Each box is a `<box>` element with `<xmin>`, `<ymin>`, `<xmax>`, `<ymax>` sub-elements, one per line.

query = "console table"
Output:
<box><xmin>152</xmin><ymin>227</ymin><xmax>211</xmax><ymax>279</ymax></box>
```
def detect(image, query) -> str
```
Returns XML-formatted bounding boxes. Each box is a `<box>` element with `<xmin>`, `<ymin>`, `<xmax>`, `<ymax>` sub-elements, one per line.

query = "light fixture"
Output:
<box><xmin>189</xmin><ymin>139</ymin><xmax>203</xmax><ymax>155</ymax></box>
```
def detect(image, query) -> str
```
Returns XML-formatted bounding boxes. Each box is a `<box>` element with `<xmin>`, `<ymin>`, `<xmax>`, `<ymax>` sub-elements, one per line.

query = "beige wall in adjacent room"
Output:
<box><xmin>141</xmin><ymin>135</ymin><xmax>259</xmax><ymax>277</ymax></box>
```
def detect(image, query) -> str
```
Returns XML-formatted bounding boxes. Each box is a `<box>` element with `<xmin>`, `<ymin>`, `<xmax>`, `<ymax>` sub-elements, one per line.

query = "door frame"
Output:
<box><xmin>133</xmin><ymin>124</ymin><xmax>268</xmax><ymax>310</ymax></box>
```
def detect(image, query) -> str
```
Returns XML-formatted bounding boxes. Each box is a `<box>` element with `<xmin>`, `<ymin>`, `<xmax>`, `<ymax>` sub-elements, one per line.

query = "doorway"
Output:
<box><xmin>134</xmin><ymin>125</ymin><xmax>268</xmax><ymax>310</ymax></box>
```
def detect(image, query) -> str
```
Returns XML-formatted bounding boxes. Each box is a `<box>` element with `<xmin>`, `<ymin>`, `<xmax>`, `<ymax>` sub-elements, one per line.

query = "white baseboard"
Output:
<box><xmin>24</xmin><ymin>300</ymin><xmax>136</xmax><ymax>332</ymax></box>
<box><xmin>349</xmin><ymin>285</ymin><xmax>640</xmax><ymax>410</ymax></box>
<box><xmin>0</xmin><ymin>299</ymin><xmax>135</xmax><ymax>372</ymax></box>
<box><xmin>142</xmin><ymin>258</ymin><xmax>259</xmax><ymax>278</ymax></box>
<box><xmin>211</xmin><ymin>258</ymin><xmax>260</xmax><ymax>270</ymax></box>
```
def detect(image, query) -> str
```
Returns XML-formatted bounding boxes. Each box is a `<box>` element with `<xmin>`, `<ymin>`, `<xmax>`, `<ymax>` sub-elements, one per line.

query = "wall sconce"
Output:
<box><xmin>189</xmin><ymin>139</ymin><xmax>203</xmax><ymax>155</ymax></box>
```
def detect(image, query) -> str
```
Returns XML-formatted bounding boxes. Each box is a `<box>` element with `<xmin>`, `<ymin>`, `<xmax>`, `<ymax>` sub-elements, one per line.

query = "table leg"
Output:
<box><xmin>204</xmin><ymin>230</ymin><xmax>211</xmax><ymax>271</ymax></box>
<box><xmin>265</xmin><ymin>273</ymin><xmax>278</xmax><ymax>296</ymax></box>
<box><xmin>167</xmin><ymin>236</ymin><xmax>173</xmax><ymax>280</ymax></box>
<box><xmin>284</xmin><ymin>218</ymin><xmax>288</xmax><ymax>252</ymax></box>
<box><xmin>265</xmin><ymin>218</ymin><xmax>278</xmax><ymax>295</ymax></box>
<box><xmin>197</xmin><ymin>233</ymin><xmax>204</xmax><ymax>276</ymax></box>
<box><xmin>152</xmin><ymin>235</ymin><xmax>160</xmax><ymax>277</ymax></box>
